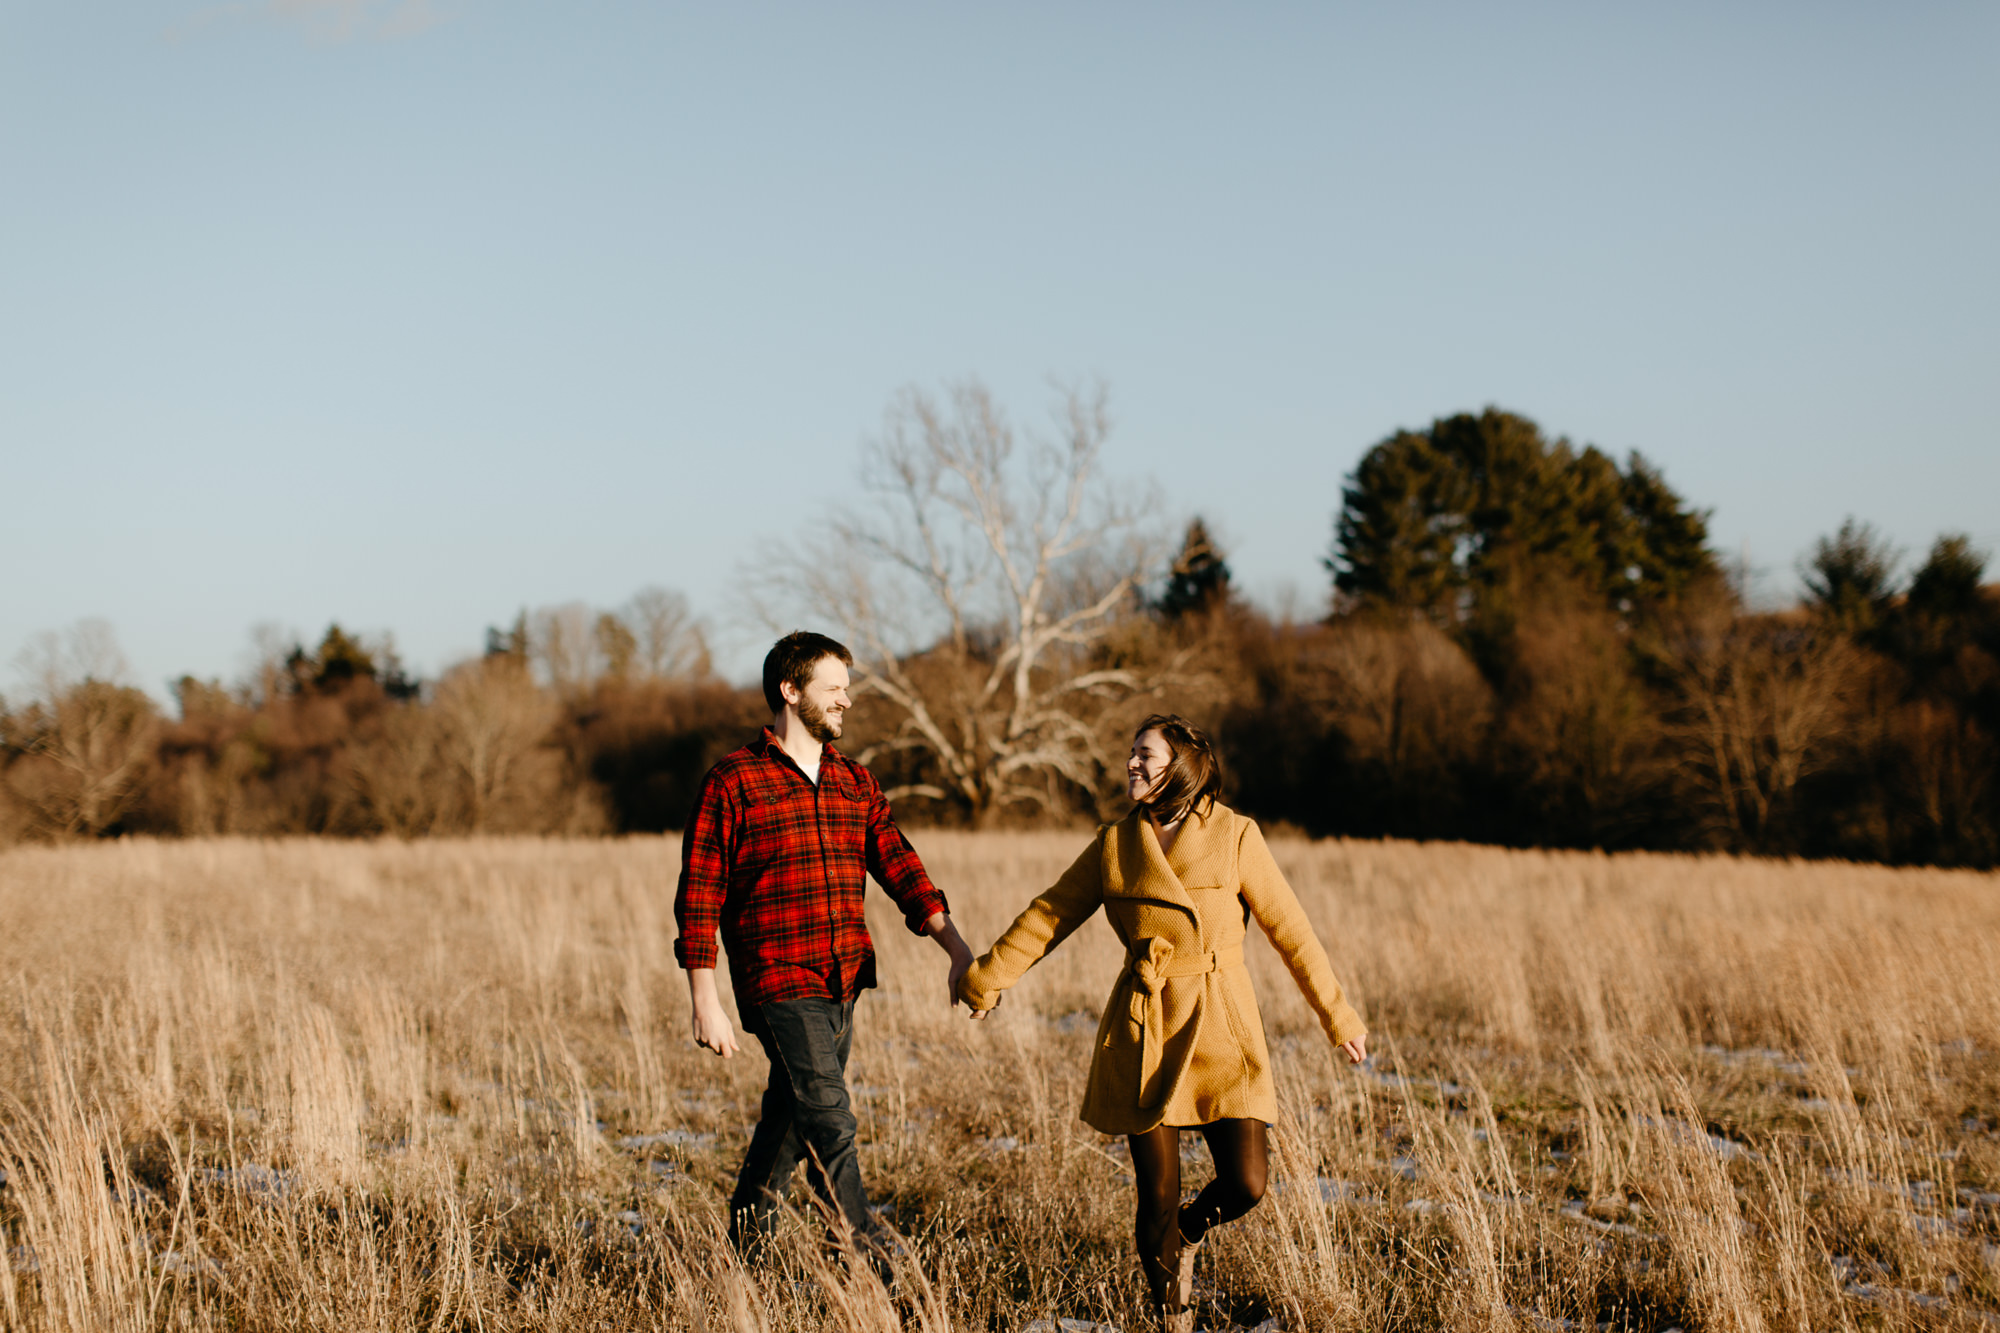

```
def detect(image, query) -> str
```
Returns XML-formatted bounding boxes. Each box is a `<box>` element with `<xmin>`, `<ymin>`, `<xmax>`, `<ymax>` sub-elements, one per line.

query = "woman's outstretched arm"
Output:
<box><xmin>1237</xmin><ymin>820</ymin><xmax>1369</xmax><ymax>1062</ymax></box>
<box><xmin>957</xmin><ymin>838</ymin><xmax>1106</xmax><ymax>1018</ymax></box>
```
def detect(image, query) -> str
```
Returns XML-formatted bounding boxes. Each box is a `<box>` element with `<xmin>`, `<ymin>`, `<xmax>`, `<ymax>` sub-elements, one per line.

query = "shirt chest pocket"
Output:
<box><xmin>741</xmin><ymin>787</ymin><xmax>866</xmax><ymax>837</ymax></box>
<box><xmin>742</xmin><ymin>790</ymin><xmax>807</xmax><ymax>841</ymax></box>
<box><xmin>819</xmin><ymin>788</ymin><xmax>870</xmax><ymax>838</ymax></box>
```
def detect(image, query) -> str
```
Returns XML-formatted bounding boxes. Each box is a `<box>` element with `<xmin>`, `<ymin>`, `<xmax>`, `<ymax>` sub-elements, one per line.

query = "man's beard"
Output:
<box><xmin>798</xmin><ymin>695</ymin><xmax>843</xmax><ymax>744</ymax></box>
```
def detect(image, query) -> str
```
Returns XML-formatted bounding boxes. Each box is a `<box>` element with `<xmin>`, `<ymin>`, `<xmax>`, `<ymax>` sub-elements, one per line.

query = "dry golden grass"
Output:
<box><xmin>1</xmin><ymin>833</ymin><xmax>1997</xmax><ymax>1331</ymax></box>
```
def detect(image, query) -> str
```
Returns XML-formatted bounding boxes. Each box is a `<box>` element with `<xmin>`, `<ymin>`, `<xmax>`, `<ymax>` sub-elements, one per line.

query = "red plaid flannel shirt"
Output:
<box><xmin>672</xmin><ymin>727</ymin><xmax>949</xmax><ymax>1008</ymax></box>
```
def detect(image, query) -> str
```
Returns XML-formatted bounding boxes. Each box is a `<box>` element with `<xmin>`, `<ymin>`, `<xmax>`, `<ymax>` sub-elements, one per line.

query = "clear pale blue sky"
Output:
<box><xmin>5</xmin><ymin>1</ymin><xmax>1996</xmax><ymax>698</ymax></box>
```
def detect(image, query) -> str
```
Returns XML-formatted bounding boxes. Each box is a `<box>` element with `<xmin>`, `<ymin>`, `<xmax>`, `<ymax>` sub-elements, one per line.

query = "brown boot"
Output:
<box><xmin>1173</xmin><ymin>1234</ymin><xmax>1201</xmax><ymax>1311</ymax></box>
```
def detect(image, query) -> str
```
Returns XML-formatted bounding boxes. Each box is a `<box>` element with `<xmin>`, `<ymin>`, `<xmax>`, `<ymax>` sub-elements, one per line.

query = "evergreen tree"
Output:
<box><xmin>485</xmin><ymin>612</ymin><xmax>530</xmax><ymax>664</ymax></box>
<box><xmin>1892</xmin><ymin>533</ymin><xmax>1992</xmax><ymax>672</ymax></box>
<box><xmin>1906</xmin><ymin>534</ymin><xmax>1986</xmax><ymax>621</ymax></box>
<box><xmin>1617</xmin><ymin>455</ymin><xmax>1717</xmax><ymax>606</ymax></box>
<box><xmin>1157</xmin><ymin>517</ymin><xmax>1232</xmax><ymax>619</ymax></box>
<box><xmin>287</xmin><ymin>624</ymin><xmax>378</xmax><ymax>693</ymax></box>
<box><xmin>1330</xmin><ymin>408</ymin><xmax>1717</xmax><ymax>629</ymax></box>
<box><xmin>1801</xmin><ymin>517</ymin><xmax>1900</xmax><ymax>636</ymax></box>
<box><xmin>377</xmin><ymin>639</ymin><xmax>421</xmax><ymax>701</ymax></box>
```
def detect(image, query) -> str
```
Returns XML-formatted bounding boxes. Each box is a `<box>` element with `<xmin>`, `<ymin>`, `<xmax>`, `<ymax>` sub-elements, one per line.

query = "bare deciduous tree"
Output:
<box><xmin>1498</xmin><ymin>601</ymin><xmax>1670</xmax><ymax>841</ymax></box>
<box><xmin>1659</xmin><ymin>606</ymin><xmax>1860</xmax><ymax>851</ymax></box>
<box><xmin>1317</xmin><ymin>617</ymin><xmax>1493</xmax><ymax>784</ymax></box>
<box><xmin>624</xmin><ymin>586</ymin><xmax>711</xmax><ymax>679</ymax></box>
<box><xmin>594</xmin><ymin>612</ymin><xmax>638</xmax><ymax>680</ymax></box>
<box><xmin>530</xmin><ymin>603</ymin><xmax>600</xmax><ymax>698</ymax></box>
<box><xmin>752</xmin><ymin>379</ymin><xmax>1173</xmax><ymax>825</ymax></box>
<box><xmin>347</xmin><ymin>704</ymin><xmax>447</xmax><ymax>837</ymax></box>
<box><xmin>6</xmin><ymin>621</ymin><xmax>161</xmax><ymax>838</ymax></box>
<box><xmin>431</xmin><ymin>657</ymin><xmax>561</xmax><ymax>832</ymax></box>
<box><xmin>528</xmin><ymin>591</ymin><xmax>710</xmax><ymax>695</ymax></box>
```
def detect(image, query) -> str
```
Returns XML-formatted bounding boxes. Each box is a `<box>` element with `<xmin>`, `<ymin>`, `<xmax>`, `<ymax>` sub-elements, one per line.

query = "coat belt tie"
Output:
<box><xmin>1123</xmin><ymin>938</ymin><xmax>1246</xmax><ymax>1105</ymax></box>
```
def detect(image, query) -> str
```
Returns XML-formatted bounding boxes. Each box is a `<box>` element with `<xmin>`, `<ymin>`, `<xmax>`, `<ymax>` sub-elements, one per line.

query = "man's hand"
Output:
<box><xmin>1338</xmin><ymin>1034</ymin><xmax>1369</xmax><ymax>1065</ymax></box>
<box><xmin>687</xmin><ymin>968</ymin><xmax>739</xmax><ymax>1059</ymax></box>
<box><xmin>922</xmin><ymin>911</ymin><xmax>980</xmax><ymax>1016</ymax></box>
<box><xmin>948</xmin><ymin>948</ymin><xmax>972</xmax><ymax>1010</ymax></box>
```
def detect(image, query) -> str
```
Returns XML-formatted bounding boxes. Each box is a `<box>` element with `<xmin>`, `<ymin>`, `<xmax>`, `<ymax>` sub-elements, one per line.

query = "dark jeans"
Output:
<box><xmin>728</xmin><ymin>996</ymin><xmax>881</xmax><ymax>1255</ymax></box>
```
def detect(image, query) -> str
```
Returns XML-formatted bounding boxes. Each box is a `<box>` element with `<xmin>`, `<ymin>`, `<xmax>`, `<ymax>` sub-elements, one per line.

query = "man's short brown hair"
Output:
<box><xmin>1134</xmin><ymin>713</ymin><xmax>1224</xmax><ymax>825</ymax></box>
<box><xmin>762</xmin><ymin>631</ymin><xmax>854</xmax><ymax>714</ymax></box>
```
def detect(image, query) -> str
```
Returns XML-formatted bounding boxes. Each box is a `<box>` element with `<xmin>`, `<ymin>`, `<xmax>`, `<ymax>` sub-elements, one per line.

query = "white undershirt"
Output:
<box><xmin>800</xmin><ymin>752</ymin><xmax>821</xmax><ymax>785</ymax></box>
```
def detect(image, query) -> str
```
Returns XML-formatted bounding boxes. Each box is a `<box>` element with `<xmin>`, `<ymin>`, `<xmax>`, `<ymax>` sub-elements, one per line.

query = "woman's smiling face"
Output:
<box><xmin>1126</xmin><ymin>728</ymin><xmax>1173</xmax><ymax>806</ymax></box>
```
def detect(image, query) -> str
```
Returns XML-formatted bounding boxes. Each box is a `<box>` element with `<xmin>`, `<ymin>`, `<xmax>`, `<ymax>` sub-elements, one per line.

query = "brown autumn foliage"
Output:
<box><xmin>3</xmin><ymin>397</ymin><xmax>1996</xmax><ymax>866</ymax></box>
<box><xmin>2</xmin><ymin>566</ymin><xmax>1997</xmax><ymax>866</ymax></box>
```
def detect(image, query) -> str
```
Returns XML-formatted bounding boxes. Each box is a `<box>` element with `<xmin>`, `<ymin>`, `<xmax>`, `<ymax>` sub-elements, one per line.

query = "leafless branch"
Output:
<box><xmin>745</xmin><ymin>378</ymin><xmax>1170</xmax><ymax>824</ymax></box>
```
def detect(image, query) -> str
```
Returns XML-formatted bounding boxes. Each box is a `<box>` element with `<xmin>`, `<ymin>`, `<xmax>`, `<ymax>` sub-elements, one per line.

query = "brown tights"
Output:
<box><xmin>1129</xmin><ymin>1118</ymin><xmax>1269</xmax><ymax>1308</ymax></box>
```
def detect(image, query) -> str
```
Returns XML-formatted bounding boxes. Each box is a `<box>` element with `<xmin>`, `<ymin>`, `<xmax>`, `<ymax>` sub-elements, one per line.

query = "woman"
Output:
<box><xmin>957</xmin><ymin>715</ymin><xmax>1368</xmax><ymax>1333</ymax></box>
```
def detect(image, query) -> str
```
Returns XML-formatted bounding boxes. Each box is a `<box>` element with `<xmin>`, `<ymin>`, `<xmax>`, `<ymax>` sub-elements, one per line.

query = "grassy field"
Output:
<box><xmin>0</xmin><ymin>833</ymin><xmax>1997</xmax><ymax>1332</ymax></box>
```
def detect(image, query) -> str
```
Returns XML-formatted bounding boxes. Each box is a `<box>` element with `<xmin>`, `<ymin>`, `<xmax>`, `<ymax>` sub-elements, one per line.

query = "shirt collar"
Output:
<box><xmin>755</xmin><ymin>725</ymin><xmax>843</xmax><ymax>768</ymax></box>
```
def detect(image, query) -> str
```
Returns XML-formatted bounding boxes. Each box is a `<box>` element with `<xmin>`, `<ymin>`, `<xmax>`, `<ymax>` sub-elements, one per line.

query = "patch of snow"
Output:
<box><xmin>155</xmin><ymin>1249</ymin><xmax>223</xmax><ymax>1278</ymax></box>
<box><xmin>617</xmin><ymin>1130</ymin><xmax>715</xmax><ymax>1151</ymax></box>
<box><xmin>1315</xmin><ymin>1177</ymin><xmax>1382</xmax><ymax>1207</ymax></box>
<box><xmin>1359</xmin><ymin>1068</ymin><xmax>1463</xmax><ymax>1097</ymax></box>
<box><xmin>1698</xmin><ymin>1045</ymin><xmax>1808</xmax><ymax>1076</ymax></box>
<box><xmin>1632</xmin><ymin>1115</ymin><xmax>1758</xmax><ymax>1162</ymax></box>
<box><xmin>197</xmin><ymin>1164</ymin><xmax>295</xmax><ymax>1202</ymax></box>
<box><xmin>1558</xmin><ymin>1201</ymin><xmax>1641</xmax><ymax>1237</ymax></box>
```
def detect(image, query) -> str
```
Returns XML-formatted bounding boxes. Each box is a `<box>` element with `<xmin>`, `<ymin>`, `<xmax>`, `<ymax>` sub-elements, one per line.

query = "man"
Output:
<box><xmin>674</xmin><ymin>629</ymin><xmax>975</xmax><ymax>1257</ymax></box>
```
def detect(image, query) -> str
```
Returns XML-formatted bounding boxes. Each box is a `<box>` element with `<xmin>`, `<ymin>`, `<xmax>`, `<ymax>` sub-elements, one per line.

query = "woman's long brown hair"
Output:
<box><xmin>1134</xmin><ymin>713</ymin><xmax>1223</xmax><ymax>825</ymax></box>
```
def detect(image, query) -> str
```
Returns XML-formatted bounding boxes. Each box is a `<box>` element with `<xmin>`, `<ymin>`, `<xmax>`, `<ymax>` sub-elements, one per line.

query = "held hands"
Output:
<box><xmin>947</xmin><ymin>944</ymin><xmax>975</xmax><ymax>1016</ymax></box>
<box><xmin>923</xmin><ymin>910</ymin><xmax>994</xmax><ymax>1022</ymax></box>
<box><xmin>947</xmin><ymin>941</ymin><xmax>999</xmax><ymax>1020</ymax></box>
<box><xmin>945</xmin><ymin>929</ymin><xmax>998</xmax><ymax>1021</ymax></box>
<box><xmin>1338</xmin><ymin>1034</ymin><xmax>1369</xmax><ymax>1065</ymax></box>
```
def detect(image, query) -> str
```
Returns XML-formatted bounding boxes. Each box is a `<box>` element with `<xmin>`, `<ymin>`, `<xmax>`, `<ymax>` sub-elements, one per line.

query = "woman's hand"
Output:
<box><xmin>1338</xmin><ymin>1034</ymin><xmax>1368</xmax><ymax>1065</ymax></box>
<box><xmin>967</xmin><ymin>994</ymin><xmax>1000</xmax><ymax>1021</ymax></box>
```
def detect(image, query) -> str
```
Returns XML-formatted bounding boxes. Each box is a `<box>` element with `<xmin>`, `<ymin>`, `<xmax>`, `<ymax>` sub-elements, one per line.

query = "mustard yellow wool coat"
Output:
<box><xmin>957</xmin><ymin>802</ymin><xmax>1366</xmax><ymax>1135</ymax></box>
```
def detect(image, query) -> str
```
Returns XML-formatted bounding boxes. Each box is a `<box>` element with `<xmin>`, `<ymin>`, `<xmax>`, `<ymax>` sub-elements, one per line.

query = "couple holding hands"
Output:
<box><xmin>674</xmin><ymin>633</ymin><xmax>1368</xmax><ymax>1332</ymax></box>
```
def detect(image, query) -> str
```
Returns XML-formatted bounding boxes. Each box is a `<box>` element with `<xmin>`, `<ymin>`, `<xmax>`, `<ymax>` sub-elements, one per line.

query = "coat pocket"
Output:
<box><xmin>1217</xmin><ymin>980</ymin><xmax>1269</xmax><ymax>1092</ymax></box>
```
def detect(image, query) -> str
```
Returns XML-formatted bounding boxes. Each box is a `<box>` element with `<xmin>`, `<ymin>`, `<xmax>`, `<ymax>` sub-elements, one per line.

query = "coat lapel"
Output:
<box><xmin>1163</xmin><ymin>805</ymin><xmax>1233</xmax><ymax>887</ymax></box>
<box><xmin>1105</xmin><ymin>811</ymin><xmax>1199</xmax><ymax>917</ymax></box>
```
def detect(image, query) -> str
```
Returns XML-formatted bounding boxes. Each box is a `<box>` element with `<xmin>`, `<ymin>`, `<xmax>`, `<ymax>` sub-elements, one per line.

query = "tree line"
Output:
<box><xmin>3</xmin><ymin>391</ymin><xmax>1993</xmax><ymax>866</ymax></box>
